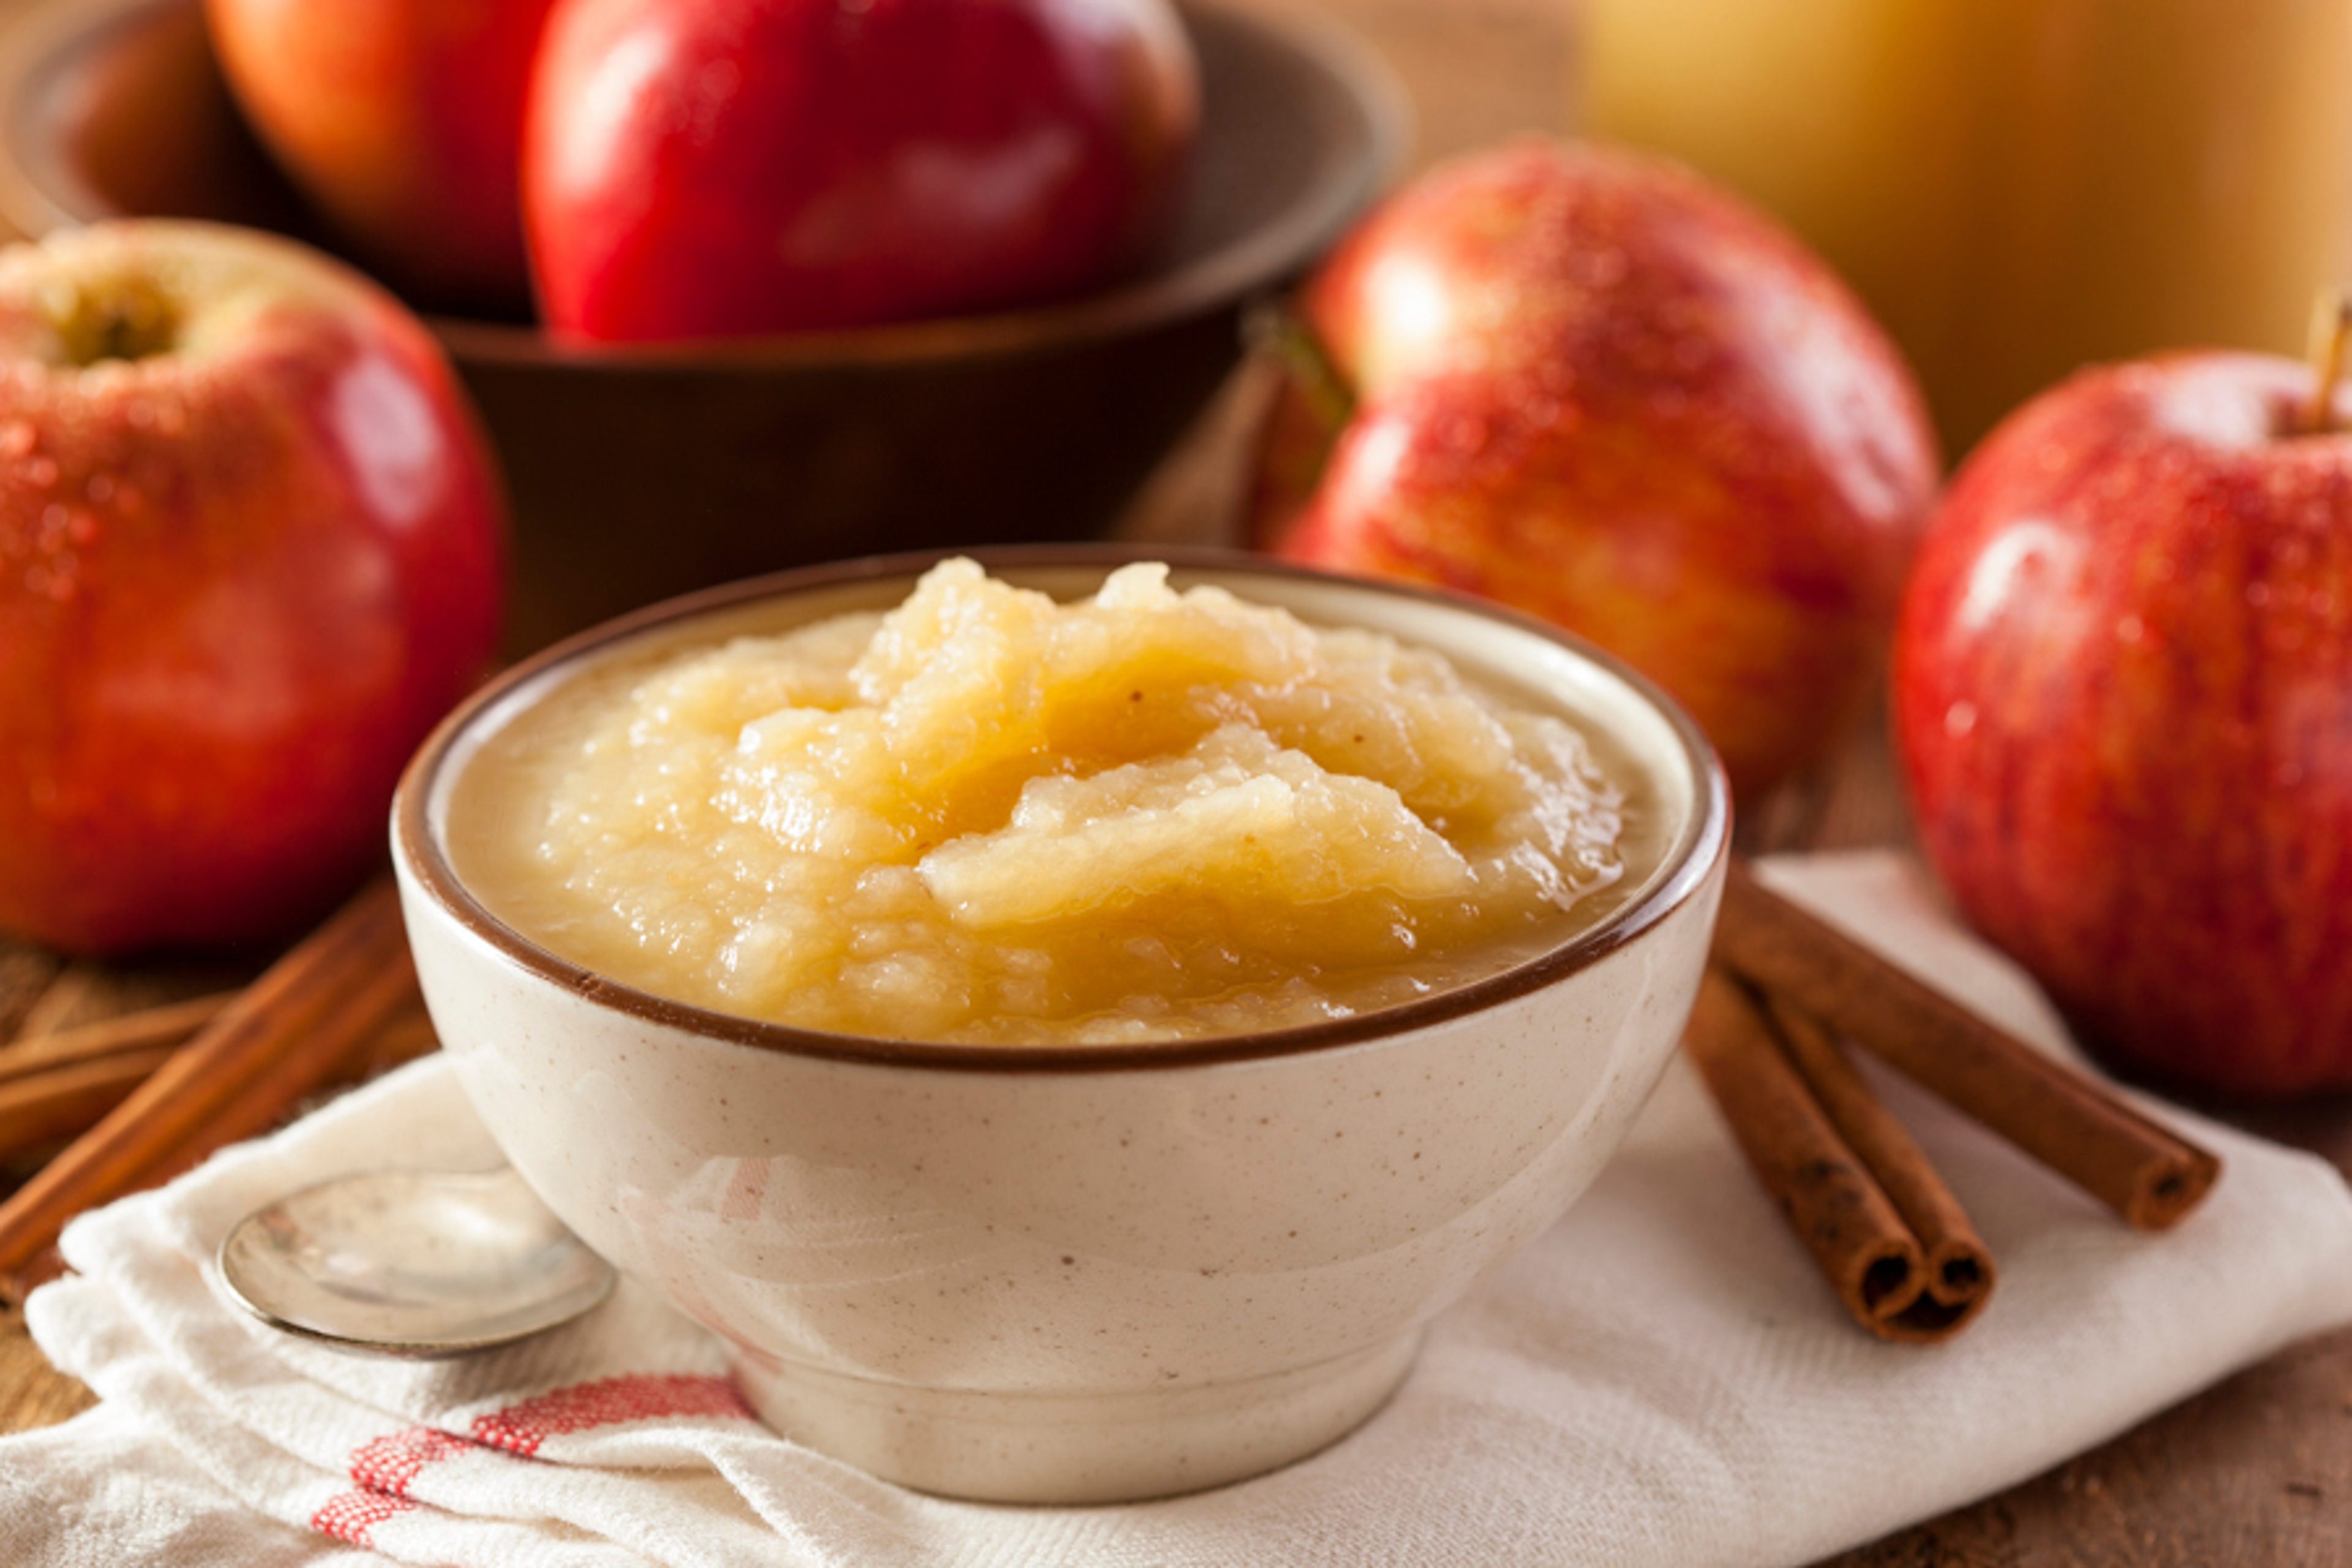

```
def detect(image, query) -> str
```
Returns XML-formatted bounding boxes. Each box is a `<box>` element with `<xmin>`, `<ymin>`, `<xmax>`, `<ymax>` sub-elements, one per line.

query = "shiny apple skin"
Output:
<box><xmin>1893</xmin><ymin>352</ymin><xmax>2352</xmax><ymax>1099</ymax></box>
<box><xmin>522</xmin><ymin>0</ymin><xmax>1199</xmax><ymax>342</ymax></box>
<box><xmin>204</xmin><ymin>0</ymin><xmax>556</xmax><ymax>312</ymax></box>
<box><xmin>0</xmin><ymin>221</ymin><xmax>507</xmax><ymax>956</ymax></box>
<box><xmin>1251</xmin><ymin>138</ymin><xmax>1940</xmax><ymax>802</ymax></box>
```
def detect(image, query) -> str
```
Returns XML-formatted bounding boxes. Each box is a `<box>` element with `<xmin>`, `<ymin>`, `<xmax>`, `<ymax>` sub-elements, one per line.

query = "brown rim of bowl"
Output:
<box><xmin>394</xmin><ymin>544</ymin><xmax>1733</xmax><ymax>1076</ymax></box>
<box><xmin>0</xmin><ymin>0</ymin><xmax>1411</xmax><ymax>370</ymax></box>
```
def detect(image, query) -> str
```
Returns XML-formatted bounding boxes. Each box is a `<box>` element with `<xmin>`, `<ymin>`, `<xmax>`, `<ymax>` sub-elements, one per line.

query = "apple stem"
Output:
<box><xmin>2301</xmin><ymin>289</ymin><xmax>2352</xmax><ymax>435</ymax></box>
<box><xmin>1245</xmin><ymin>300</ymin><xmax>1356</xmax><ymax>435</ymax></box>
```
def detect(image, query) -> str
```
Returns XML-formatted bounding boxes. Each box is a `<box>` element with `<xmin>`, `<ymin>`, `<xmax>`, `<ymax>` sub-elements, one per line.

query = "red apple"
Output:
<box><xmin>522</xmin><ymin>0</ymin><xmax>1199</xmax><ymax>342</ymax></box>
<box><xmin>204</xmin><ymin>0</ymin><xmax>557</xmax><ymax>312</ymax></box>
<box><xmin>1250</xmin><ymin>138</ymin><xmax>1941</xmax><ymax>802</ymax></box>
<box><xmin>0</xmin><ymin>220</ymin><xmax>507</xmax><ymax>955</ymax></box>
<box><xmin>1893</xmin><ymin>350</ymin><xmax>2352</xmax><ymax>1099</ymax></box>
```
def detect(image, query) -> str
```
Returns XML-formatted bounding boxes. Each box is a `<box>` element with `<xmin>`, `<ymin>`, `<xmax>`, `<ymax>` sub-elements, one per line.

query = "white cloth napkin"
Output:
<box><xmin>6</xmin><ymin>850</ymin><xmax>2352</xmax><ymax>1568</ymax></box>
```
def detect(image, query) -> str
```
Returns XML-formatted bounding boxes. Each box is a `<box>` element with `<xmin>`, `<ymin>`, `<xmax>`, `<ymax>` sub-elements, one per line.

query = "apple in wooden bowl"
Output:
<box><xmin>0</xmin><ymin>0</ymin><xmax>1404</xmax><ymax>653</ymax></box>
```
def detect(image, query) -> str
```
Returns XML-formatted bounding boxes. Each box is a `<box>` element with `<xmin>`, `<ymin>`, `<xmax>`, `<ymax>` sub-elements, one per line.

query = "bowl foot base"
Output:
<box><xmin>733</xmin><ymin>1330</ymin><xmax>1421</xmax><ymax>1504</ymax></box>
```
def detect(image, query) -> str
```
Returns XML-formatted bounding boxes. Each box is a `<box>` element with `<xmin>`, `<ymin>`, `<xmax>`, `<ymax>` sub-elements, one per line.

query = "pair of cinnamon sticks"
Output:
<box><xmin>0</xmin><ymin>878</ymin><xmax>427</xmax><ymax>1297</ymax></box>
<box><xmin>0</xmin><ymin>991</ymin><xmax>238</xmax><ymax>1157</ymax></box>
<box><xmin>1688</xmin><ymin>857</ymin><xmax>2222</xmax><ymax>1344</ymax></box>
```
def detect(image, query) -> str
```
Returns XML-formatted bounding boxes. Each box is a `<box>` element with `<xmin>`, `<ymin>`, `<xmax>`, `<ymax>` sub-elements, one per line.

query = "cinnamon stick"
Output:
<box><xmin>1684</xmin><ymin>965</ymin><xmax>1977</xmax><ymax>1341</ymax></box>
<box><xmin>0</xmin><ymin>878</ymin><xmax>417</xmax><ymax>1282</ymax></box>
<box><xmin>1712</xmin><ymin>858</ymin><xmax>2220</xmax><ymax>1229</ymax></box>
<box><xmin>0</xmin><ymin>992</ymin><xmax>236</xmax><ymax>1157</ymax></box>
<box><xmin>338</xmin><ymin>998</ymin><xmax>442</xmax><ymax>1084</ymax></box>
<box><xmin>0</xmin><ymin>986</ymin><xmax>438</xmax><ymax>1165</ymax></box>
<box><xmin>0</xmin><ymin>990</ymin><xmax>234</xmax><ymax>1082</ymax></box>
<box><xmin>1760</xmin><ymin>990</ymin><xmax>1994</xmax><ymax>1331</ymax></box>
<box><xmin>0</xmin><ymin>947</ymin><xmax>66</xmax><ymax>1041</ymax></box>
<box><xmin>0</xmin><ymin>1045</ymin><xmax>181</xmax><ymax>1158</ymax></box>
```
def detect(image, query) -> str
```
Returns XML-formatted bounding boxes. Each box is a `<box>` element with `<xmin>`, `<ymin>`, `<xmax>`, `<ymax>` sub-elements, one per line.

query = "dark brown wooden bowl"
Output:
<box><xmin>0</xmin><ymin>0</ymin><xmax>1405</xmax><ymax>652</ymax></box>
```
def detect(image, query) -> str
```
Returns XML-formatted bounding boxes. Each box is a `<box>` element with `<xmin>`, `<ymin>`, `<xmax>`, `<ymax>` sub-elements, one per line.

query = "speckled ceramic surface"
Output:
<box><xmin>390</xmin><ymin>548</ymin><xmax>1730</xmax><ymax>1504</ymax></box>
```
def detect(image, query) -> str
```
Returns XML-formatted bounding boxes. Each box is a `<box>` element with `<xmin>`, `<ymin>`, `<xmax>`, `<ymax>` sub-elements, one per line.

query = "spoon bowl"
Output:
<box><xmin>217</xmin><ymin>1166</ymin><xmax>616</xmax><ymax>1357</ymax></box>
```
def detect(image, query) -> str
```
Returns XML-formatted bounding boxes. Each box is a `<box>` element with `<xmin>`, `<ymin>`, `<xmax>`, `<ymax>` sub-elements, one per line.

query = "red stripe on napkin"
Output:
<box><xmin>311</xmin><ymin>1425</ymin><xmax>469</xmax><ymax>1544</ymax></box>
<box><xmin>471</xmin><ymin>1372</ymin><xmax>755</xmax><ymax>1456</ymax></box>
<box><xmin>350</xmin><ymin>1425</ymin><xmax>473</xmax><ymax>1494</ymax></box>
<box><xmin>311</xmin><ymin>1373</ymin><xmax>753</xmax><ymax>1545</ymax></box>
<box><xmin>311</xmin><ymin>1487</ymin><xmax>415</xmax><ymax>1545</ymax></box>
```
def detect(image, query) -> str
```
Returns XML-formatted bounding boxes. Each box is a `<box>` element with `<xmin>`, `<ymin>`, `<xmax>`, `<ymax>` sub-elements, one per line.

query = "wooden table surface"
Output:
<box><xmin>5</xmin><ymin>1</ymin><xmax>2352</xmax><ymax>1562</ymax></box>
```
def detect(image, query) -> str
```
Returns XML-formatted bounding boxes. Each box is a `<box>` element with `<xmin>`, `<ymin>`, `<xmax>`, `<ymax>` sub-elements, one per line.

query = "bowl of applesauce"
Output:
<box><xmin>390</xmin><ymin>545</ymin><xmax>1730</xmax><ymax>1504</ymax></box>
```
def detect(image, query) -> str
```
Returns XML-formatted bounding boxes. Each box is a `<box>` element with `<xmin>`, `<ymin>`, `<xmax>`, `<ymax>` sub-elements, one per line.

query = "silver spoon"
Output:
<box><xmin>217</xmin><ymin>1167</ymin><xmax>616</xmax><ymax>1357</ymax></box>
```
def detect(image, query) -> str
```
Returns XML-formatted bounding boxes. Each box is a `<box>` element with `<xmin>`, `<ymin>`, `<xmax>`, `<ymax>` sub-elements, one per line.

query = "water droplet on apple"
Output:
<box><xmin>23</xmin><ymin>454</ymin><xmax>57</xmax><ymax>488</ymax></box>
<box><xmin>1943</xmin><ymin>700</ymin><xmax>1977</xmax><ymax>738</ymax></box>
<box><xmin>85</xmin><ymin>472</ymin><xmax>114</xmax><ymax>504</ymax></box>
<box><xmin>2115</xmin><ymin>613</ymin><xmax>2146</xmax><ymax>644</ymax></box>
<box><xmin>67</xmin><ymin>510</ymin><xmax>97</xmax><ymax>546</ymax></box>
<box><xmin>2247</xmin><ymin>581</ymin><xmax>2272</xmax><ymax>607</ymax></box>
<box><xmin>0</xmin><ymin>420</ymin><xmax>34</xmax><ymax>458</ymax></box>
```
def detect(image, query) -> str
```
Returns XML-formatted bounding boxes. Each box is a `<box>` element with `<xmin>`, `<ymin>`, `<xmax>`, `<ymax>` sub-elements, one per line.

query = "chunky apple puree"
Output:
<box><xmin>450</xmin><ymin>559</ymin><xmax>1630</xmax><ymax>1044</ymax></box>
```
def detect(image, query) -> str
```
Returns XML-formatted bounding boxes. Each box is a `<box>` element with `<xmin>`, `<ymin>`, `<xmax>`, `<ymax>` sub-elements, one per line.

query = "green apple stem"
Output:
<box><xmin>1245</xmin><ymin>300</ymin><xmax>1356</xmax><ymax>435</ymax></box>
<box><xmin>2301</xmin><ymin>288</ymin><xmax>2352</xmax><ymax>435</ymax></box>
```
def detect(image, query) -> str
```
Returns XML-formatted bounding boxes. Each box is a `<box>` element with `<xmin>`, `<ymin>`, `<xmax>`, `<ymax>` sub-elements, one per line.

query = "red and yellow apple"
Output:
<box><xmin>204</xmin><ymin>0</ymin><xmax>557</xmax><ymax>312</ymax></box>
<box><xmin>1893</xmin><ymin>350</ymin><xmax>2352</xmax><ymax>1099</ymax></box>
<box><xmin>0</xmin><ymin>220</ymin><xmax>507</xmax><ymax>955</ymax></box>
<box><xmin>1250</xmin><ymin>138</ymin><xmax>1941</xmax><ymax>802</ymax></box>
<box><xmin>522</xmin><ymin>0</ymin><xmax>1200</xmax><ymax>342</ymax></box>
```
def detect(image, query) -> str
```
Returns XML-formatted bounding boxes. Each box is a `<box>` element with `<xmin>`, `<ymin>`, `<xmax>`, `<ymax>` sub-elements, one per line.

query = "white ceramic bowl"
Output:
<box><xmin>390</xmin><ymin>546</ymin><xmax>1730</xmax><ymax>1504</ymax></box>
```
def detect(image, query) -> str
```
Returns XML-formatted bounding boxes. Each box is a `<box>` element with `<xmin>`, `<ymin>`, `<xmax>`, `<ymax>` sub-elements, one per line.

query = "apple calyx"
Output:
<box><xmin>1246</xmin><ymin>300</ymin><xmax>1356</xmax><ymax>437</ymax></box>
<box><xmin>43</xmin><ymin>279</ymin><xmax>178</xmax><ymax>368</ymax></box>
<box><xmin>2300</xmin><ymin>288</ymin><xmax>2352</xmax><ymax>436</ymax></box>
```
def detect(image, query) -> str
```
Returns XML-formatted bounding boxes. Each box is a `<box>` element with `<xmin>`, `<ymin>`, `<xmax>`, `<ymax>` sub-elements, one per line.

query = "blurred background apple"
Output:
<box><xmin>203</xmin><ymin>0</ymin><xmax>556</xmax><ymax>315</ymax></box>
<box><xmin>1893</xmin><ymin>349</ymin><xmax>2352</xmax><ymax>1099</ymax></box>
<box><xmin>0</xmin><ymin>0</ymin><xmax>1398</xmax><ymax>652</ymax></box>
<box><xmin>525</xmin><ymin>0</ymin><xmax>1200</xmax><ymax>342</ymax></box>
<box><xmin>1251</xmin><ymin>137</ymin><xmax>1941</xmax><ymax>804</ymax></box>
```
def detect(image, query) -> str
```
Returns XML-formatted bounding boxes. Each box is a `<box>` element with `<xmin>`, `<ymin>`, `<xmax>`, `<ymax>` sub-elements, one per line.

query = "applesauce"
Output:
<box><xmin>447</xmin><ymin>559</ymin><xmax>1639</xmax><ymax>1044</ymax></box>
